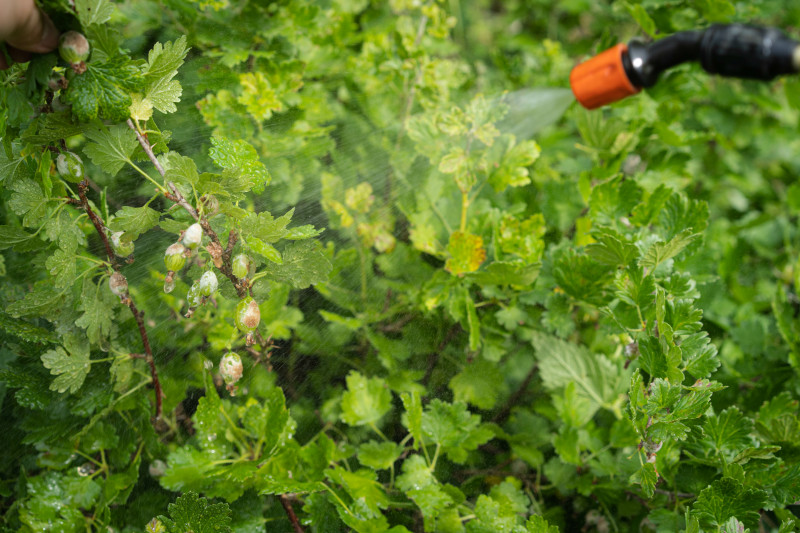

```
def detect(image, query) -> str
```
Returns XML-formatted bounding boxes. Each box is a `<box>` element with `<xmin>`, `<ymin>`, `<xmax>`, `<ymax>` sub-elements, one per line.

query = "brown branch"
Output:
<box><xmin>423</xmin><ymin>323</ymin><xmax>461</xmax><ymax>386</ymax></box>
<box><xmin>127</xmin><ymin>120</ymin><xmax>247</xmax><ymax>298</ymax></box>
<box><xmin>77</xmin><ymin>182</ymin><xmax>118</xmax><ymax>271</ymax></box>
<box><xmin>77</xmin><ymin>181</ymin><xmax>162</xmax><ymax>420</ymax></box>
<box><xmin>279</xmin><ymin>495</ymin><xmax>305</xmax><ymax>533</ymax></box>
<box><xmin>492</xmin><ymin>363</ymin><xmax>538</xmax><ymax>424</ymax></box>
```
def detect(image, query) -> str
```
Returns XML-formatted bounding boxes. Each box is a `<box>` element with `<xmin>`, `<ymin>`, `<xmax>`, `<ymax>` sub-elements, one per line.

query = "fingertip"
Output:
<box><xmin>38</xmin><ymin>12</ymin><xmax>60</xmax><ymax>53</ymax></box>
<box><xmin>7</xmin><ymin>6</ymin><xmax>60</xmax><ymax>54</ymax></box>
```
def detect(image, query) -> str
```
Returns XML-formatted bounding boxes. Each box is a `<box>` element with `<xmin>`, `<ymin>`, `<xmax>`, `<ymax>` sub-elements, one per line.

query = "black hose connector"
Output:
<box><xmin>623</xmin><ymin>24</ymin><xmax>800</xmax><ymax>88</ymax></box>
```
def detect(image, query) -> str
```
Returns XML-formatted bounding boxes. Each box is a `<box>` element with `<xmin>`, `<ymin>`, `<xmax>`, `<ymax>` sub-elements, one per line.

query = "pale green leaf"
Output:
<box><xmin>84</xmin><ymin>124</ymin><xmax>138</xmax><ymax>176</ymax></box>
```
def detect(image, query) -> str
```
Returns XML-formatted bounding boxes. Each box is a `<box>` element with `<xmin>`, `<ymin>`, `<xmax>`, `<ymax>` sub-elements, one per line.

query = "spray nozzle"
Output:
<box><xmin>570</xmin><ymin>23</ymin><xmax>800</xmax><ymax>110</ymax></box>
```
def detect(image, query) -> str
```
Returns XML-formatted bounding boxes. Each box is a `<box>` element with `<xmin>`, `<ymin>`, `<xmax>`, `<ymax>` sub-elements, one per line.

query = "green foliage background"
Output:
<box><xmin>2</xmin><ymin>0</ymin><xmax>800</xmax><ymax>531</ymax></box>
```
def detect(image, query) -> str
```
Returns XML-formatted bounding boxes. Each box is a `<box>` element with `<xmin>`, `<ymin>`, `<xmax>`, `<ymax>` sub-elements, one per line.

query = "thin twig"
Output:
<box><xmin>279</xmin><ymin>495</ymin><xmax>305</xmax><ymax>533</ymax></box>
<box><xmin>127</xmin><ymin>120</ymin><xmax>247</xmax><ymax>298</ymax></box>
<box><xmin>493</xmin><ymin>363</ymin><xmax>538</xmax><ymax>424</ymax></box>
<box><xmin>77</xmin><ymin>181</ymin><xmax>163</xmax><ymax>420</ymax></box>
<box><xmin>423</xmin><ymin>323</ymin><xmax>461</xmax><ymax>386</ymax></box>
<box><xmin>77</xmin><ymin>183</ymin><xmax>117</xmax><ymax>271</ymax></box>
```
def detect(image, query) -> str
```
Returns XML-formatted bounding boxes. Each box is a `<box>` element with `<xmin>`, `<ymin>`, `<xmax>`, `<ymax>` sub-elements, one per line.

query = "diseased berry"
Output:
<box><xmin>56</xmin><ymin>151</ymin><xmax>84</xmax><ymax>183</ymax></box>
<box><xmin>110</xmin><ymin>231</ymin><xmax>134</xmax><ymax>257</ymax></box>
<box><xmin>235</xmin><ymin>297</ymin><xmax>261</xmax><ymax>333</ymax></box>
<box><xmin>186</xmin><ymin>283</ymin><xmax>202</xmax><ymax>308</ymax></box>
<box><xmin>148</xmin><ymin>459</ymin><xmax>166</xmax><ymax>478</ymax></box>
<box><xmin>109</xmin><ymin>271</ymin><xmax>128</xmax><ymax>296</ymax></box>
<box><xmin>59</xmin><ymin>31</ymin><xmax>90</xmax><ymax>66</ymax></box>
<box><xmin>219</xmin><ymin>352</ymin><xmax>243</xmax><ymax>385</ymax></box>
<box><xmin>182</xmin><ymin>223</ymin><xmax>203</xmax><ymax>249</ymax></box>
<box><xmin>198</xmin><ymin>270</ymin><xmax>218</xmax><ymax>297</ymax></box>
<box><xmin>163</xmin><ymin>273</ymin><xmax>176</xmax><ymax>294</ymax></box>
<box><xmin>232</xmin><ymin>253</ymin><xmax>252</xmax><ymax>279</ymax></box>
<box><xmin>164</xmin><ymin>242</ymin><xmax>187</xmax><ymax>272</ymax></box>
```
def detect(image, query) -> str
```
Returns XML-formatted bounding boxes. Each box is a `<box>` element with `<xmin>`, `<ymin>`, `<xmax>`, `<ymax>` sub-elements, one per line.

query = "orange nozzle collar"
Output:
<box><xmin>570</xmin><ymin>43</ymin><xmax>641</xmax><ymax>110</ymax></box>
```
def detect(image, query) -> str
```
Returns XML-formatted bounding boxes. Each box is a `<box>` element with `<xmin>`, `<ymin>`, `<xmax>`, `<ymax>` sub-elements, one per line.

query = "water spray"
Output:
<box><xmin>570</xmin><ymin>23</ymin><xmax>800</xmax><ymax>110</ymax></box>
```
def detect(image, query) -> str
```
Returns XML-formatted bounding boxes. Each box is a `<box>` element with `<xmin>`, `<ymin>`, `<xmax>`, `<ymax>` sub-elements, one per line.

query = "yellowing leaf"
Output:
<box><xmin>445</xmin><ymin>231</ymin><xmax>485</xmax><ymax>275</ymax></box>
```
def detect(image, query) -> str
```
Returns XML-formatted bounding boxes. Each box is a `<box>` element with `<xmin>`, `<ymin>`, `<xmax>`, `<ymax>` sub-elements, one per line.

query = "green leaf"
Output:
<box><xmin>268</xmin><ymin>240</ymin><xmax>332</xmax><ymax>289</ymax></box>
<box><xmin>7</xmin><ymin>283</ymin><xmax>66</xmax><ymax>318</ymax></box>
<box><xmin>421</xmin><ymin>400</ymin><xmax>493</xmax><ymax>463</ymax></box>
<box><xmin>402</xmin><ymin>392</ymin><xmax>424</xmax><ymax>449</ymax></box>
<box><xmin>625</xmin><ymin>2</ymin><xmax>656</xmax><ymax>35</ymax></box>
<box><xmin>75</xmin><ymin>0</ymin><xmax>115</xmax><ymax>26</ymax></box>
<box><xmin>530</xmin><ymin>331</ymin><xmax>629</xmax><ymax>419</ymax></box>
<box><xmin>0</xmin><ymin>312</ymin><xmax>58</xmax><ymax>344</ymax></box>
<box><xmin>241</xmin><ymin>210</ymin><xmax>293</xmax><ymax>243</ymax></box>
<box><xmin>700</xmin><ymin>407</ymin><xmax>754</xmax><ymax>460</ymax></box>
<box><xmin>84</xmin><ymin>124</ymin><xmax>138</xmax><ymax>177</ymax></box>
<box><xmin>246</xmin><ymin>236</ymin><xmax>282</xmax><ymax>264</ymax></box>
<box><xmin>45</xmin><ymin>209</ymin><xmax>86</xmax><ymax>253</ymax></box>
<box><xmin>525</xmin><ymin>515</ymin><xmax>560</xmax><ymax>533</ymax></box>
<box><xmin>158</xmin><ymin>491</ymin><xmax>232</xmax><ymax>533</ymax></box>
<box><xmin>64</xmin><ymin>56</ymin><xmax>145</xmax><ymax>122</ymax></box>
<box><xmin>358</xmin><ymin>441</ymin><xmax>402</xmax><ymax>470</ymax></box>
<box><xmin>9</xmin><ymin>178</ymin><xmax>49</xmax><ymax>228</ymax></box>
<box><xmin>340</xmin><ymin>371</ymin><xmax>392</xmax><ymax>427</ymax></box>
<box><xmin>41</xmin><ymin>340</ymin><xmax>90</xmax><ymax>394</ymax></box>
<box><xmin>209</xmin><ymin>136</ymin><xmax>270</xmax><ymax>193</ymax></box>
<box><xmin>143</xmin><ymin>36</ymin><xmax>189</xmax><ymax>113</ymax></box>
<box><xmin>691</xmin><ymin>477</ymin><xmax>767</xmax><ymax>530</ymax></box>
<box><xmin>163</xmin><ymin>151</ymin><xmax>198</xmax><ymax>186</ymax></box>
<box><xmin>639</xmin><ymin>337</ymin><xmax>684</xmax><ymax>384</ymax></box>
<box><xmin>326</xmin><ymin>467</ymin><xmax>389</xmax><ymax>517</ymax></box>
<box><xmin>630</xmin><ymin>462</ymin><xmax>658</xmax><ymax>498</ymax></box>
<box><xmin>284</xmin><ymin>225</ymin><xmax>324</xmax><ymax>240</ymax></box>
<box><xmin>75</xmin><ymin>279</ymin><xmax>115</xmax><ymax>345</ymax></box>
<box><xmin>45</xmin><ymin>249</ymin><xmax>76</xmax><ymax>288</ymax></box>
<box><xmin>110</xmin><ymin>205</ymin><xmax>160</xmax><ymax>239</ymax></box>
<box><xmin>586</xmin><ymin>228</ymin><xmax>639</xmax><ymax>267</ymax></box>
<box><xmin>466</xmin><ymin>261</ymin><xmax>540</xmax><ymax>287</ymax></box>
<box><xmin>640</xmin><ymin>229</ymin><xmax>700</xmax><ymax>270</ymax></box>
<box><xmin>489</xmin><ymin>139</ymin><xmax>541</xmax><ymax>191</ymax></box>
<box><xmin>0</xmin><ymin>225</ymin><xmax>33</xmax><ymax>250</ymax></box>
<box><xmin>449</xmin><ymin>358</ymin><xmax>504</xmax><ymax>410</ymax></box>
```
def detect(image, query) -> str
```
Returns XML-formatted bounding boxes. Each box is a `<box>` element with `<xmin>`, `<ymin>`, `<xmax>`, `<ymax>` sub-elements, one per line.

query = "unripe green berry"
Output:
<box><xmin>219</xmin><ymin>352</ymin><xmax>243</xmax><ymax>385</ymax></box>
<box><xmin>232</xmin><ymin>254</ymin><xmax>252</xmax><ymax>279</ymax></box>
<box><xmin>235</xmin><ymin>297</ymin><xmax>261</xmax><ymax>333</ymax></box>
<box><xmin>198</xmin><ymin>271</ymin><xmax>218</xmax><ymax>297</ymax></box>
<box><xmin>110</xmin><ymin>232</ymin><xmax>134</xmax><ymax>257</ymax></box>
<box><xmin>56</xmin><ymin>151</ymin><xmax>85</xmax><ymax>183</ymax></box>
<box><xmin>59</xmin><ymin>31</ymin><xmax>90</xmax><ymax>65</ymax></box>
<box><xmin>164</xmin><ymin>242</ymin><xmax>187</xmax><ymax>272</ymax></box>
<box><xmin>182</xmin><ymin>223</ymin><xmax>202</xmax><ymax>249</ymax></box>
<box><xmin>109</xmin><ymin>272</ymin><xmax>128</xmax><ymax>297</ymax></box>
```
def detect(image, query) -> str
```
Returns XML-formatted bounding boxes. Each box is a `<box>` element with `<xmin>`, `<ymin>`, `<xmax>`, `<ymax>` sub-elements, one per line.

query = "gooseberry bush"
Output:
<box><xmin>2</xmin><ymin>0</ymin><xmax>800</xmax><ymax>531</ymax></box>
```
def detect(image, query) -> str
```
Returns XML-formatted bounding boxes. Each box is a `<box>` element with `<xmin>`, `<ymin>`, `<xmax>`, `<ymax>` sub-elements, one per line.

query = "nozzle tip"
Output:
<box><xmin>570</xmin><ymin>43</ymin><xmax>640</xmax><ymax>110</ymax></box>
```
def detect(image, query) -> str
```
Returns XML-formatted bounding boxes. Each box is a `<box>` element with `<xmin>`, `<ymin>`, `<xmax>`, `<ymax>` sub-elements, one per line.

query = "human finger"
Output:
<box><xmin>4</xmin><ymin>2</ymin><xmax>59</xmax><ymax>54</ymax></box>
<box><xmin>6</xmin><ymin>44</ymin><xmax>32</xmax><ymax>64</ymax></box>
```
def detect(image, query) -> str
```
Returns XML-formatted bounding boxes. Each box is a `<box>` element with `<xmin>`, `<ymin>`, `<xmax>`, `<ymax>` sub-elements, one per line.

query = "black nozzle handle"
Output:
<box><xmin>623</xmin><ymin>23</ymin><xmax>800</xmax><ymax>88</ymax></box>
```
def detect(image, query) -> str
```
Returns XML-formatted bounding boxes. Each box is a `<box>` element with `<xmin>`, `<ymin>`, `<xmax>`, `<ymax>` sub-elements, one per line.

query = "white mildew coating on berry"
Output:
<box><xmin>182</xmin><ymin>223</ymin><xmax>203</xmax><ymax>249</ymax></box>
<box><xmin>198</xmin><ymin>271</ymin><xmax>218</xmax><ymax>297</ymax></box>
<box><xmin>236</xmin><ymin>298</ymin><xmax>261</xmax><ymax>332</ymax></box>
<box><xmin>164</xmin><ymin>242</ymin><xmax>187</xmax><ymax>271</ymax></box>
<box><xmin>109</xmin><ymin>272</ymin><xmax>128</xmax><ymax>296</ymax></box>
<box><xmin>56</xmin><ymin>152</ymin><xmax>84</xmax><ymax>183</ymax></box>
<box><xmin>110</xmin><ymin>231</ymin><xmax>134</xmax><ymax>257</ymax></box>
<box><xmin>58</xmin><ymin>31</ymin><xmax>90</xmax><ymax>64</ymax></box>
<box><xmin>232</xmin><ymin>253</ymin><xmax>252</xmax><ymax>279</ymax></box>
<box><xmin>219</xmin><ymin>352</ymin><xmax>243</xmax><ymax>385</ymax></box>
